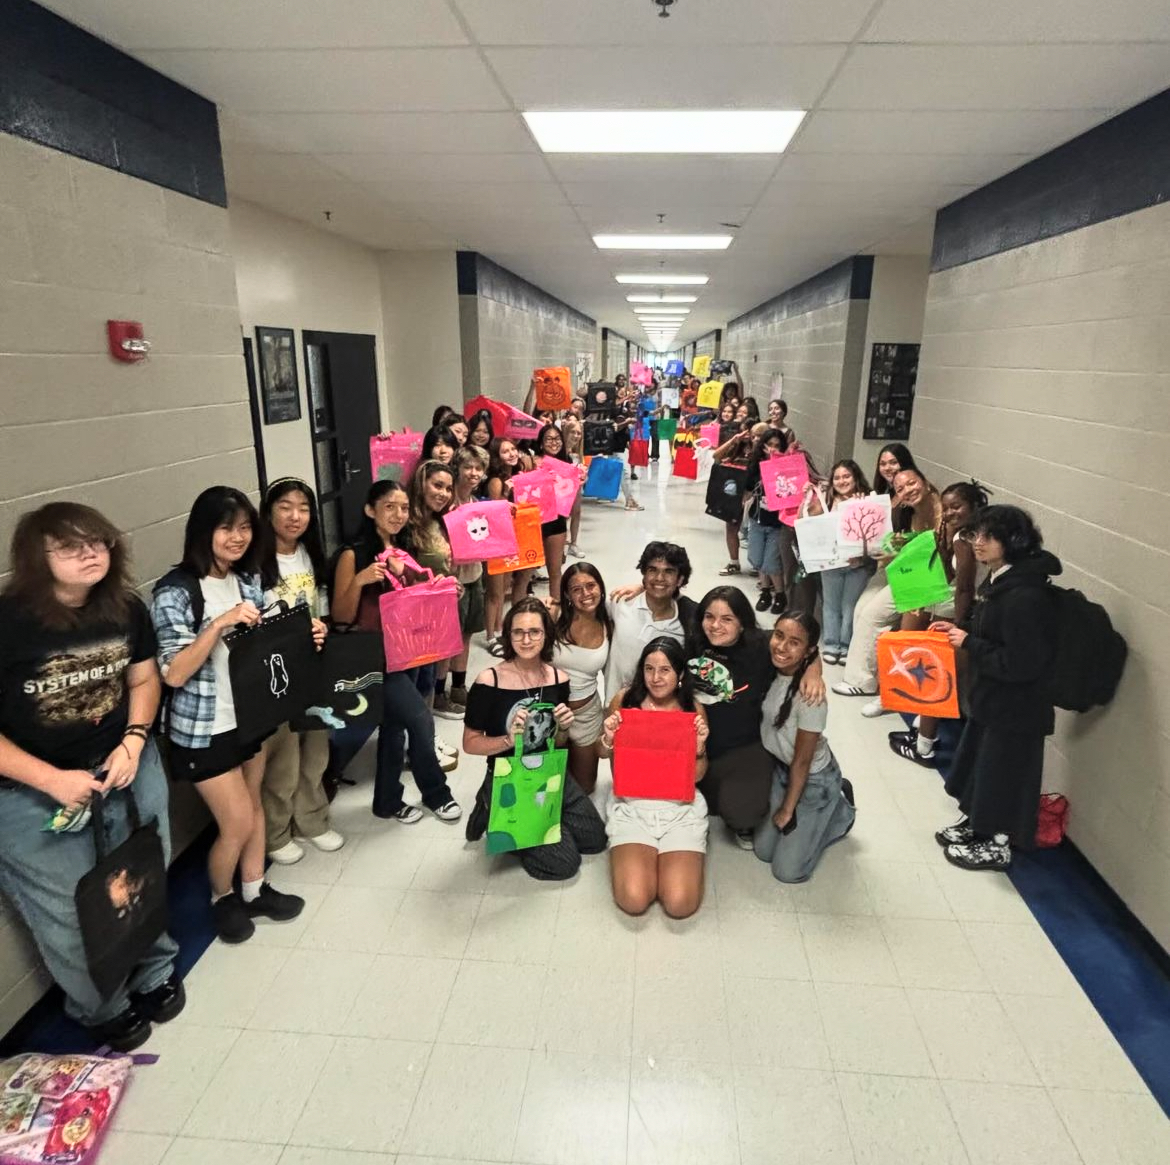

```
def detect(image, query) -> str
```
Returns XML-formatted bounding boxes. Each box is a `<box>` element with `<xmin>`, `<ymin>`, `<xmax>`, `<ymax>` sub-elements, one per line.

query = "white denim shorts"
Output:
<box><xmin>568</xmin><ymin>692</ymin><xmax>605</xmax><ymax>746</ymax></box>
<box><xmin>606</xmin><ymin>792</ymin><xmax>709</xmax><ymax>854</ymax></box>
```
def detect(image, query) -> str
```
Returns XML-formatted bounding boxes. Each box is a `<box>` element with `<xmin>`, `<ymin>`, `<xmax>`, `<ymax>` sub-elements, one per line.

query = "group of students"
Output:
<box><xmin>0</xmin><ymin>372</ymin><xmax>1060</xmax><ymax>1055</ymax></box>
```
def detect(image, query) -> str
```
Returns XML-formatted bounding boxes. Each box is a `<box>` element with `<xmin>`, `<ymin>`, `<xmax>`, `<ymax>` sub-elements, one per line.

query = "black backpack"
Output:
<box><xmin>1048</xmin><ymin>586</ymin><xmax>1127</xmax><ymax>712</ymax></box>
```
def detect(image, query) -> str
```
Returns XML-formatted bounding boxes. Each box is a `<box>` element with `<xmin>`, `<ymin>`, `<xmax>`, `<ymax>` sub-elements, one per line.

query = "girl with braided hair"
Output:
<box><xmin>754</xmin><ymin>611</ymin><xmax>856</xmax><ymax>883</ymax></box>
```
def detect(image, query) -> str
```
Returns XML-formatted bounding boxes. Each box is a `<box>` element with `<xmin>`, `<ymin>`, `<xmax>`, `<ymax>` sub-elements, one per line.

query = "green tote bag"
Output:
<box><xmin>487</xmin><ymin>728</ymin><xmax>567</xmax><ymax>855</ymax></box>
<box><xmin>887</xmin><ymin>530</ymin><xmax>954</xmax><ymax>613</ymax></box>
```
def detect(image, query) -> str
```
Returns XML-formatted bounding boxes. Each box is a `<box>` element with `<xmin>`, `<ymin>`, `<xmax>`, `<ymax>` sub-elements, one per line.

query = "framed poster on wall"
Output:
<box><xmin>862</xmin><ymin>342</ymin><xmax>919</xmax><ymax>442</ymax></box>
<box><xmin>255</xmin><ymin>325</ymin><xmax>302</xmax><ymax>424</ymax></box>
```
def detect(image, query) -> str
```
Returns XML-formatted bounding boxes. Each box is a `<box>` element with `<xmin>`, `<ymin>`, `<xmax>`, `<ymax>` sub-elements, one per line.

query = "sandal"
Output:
<box><xmin>718</xmin><ymin>562</ymin><xmax>742</xmax><ymax>576</ymax></box>
<box><xmin>624</xmin><ymin>502</ymin><xmax>645</xmax><ymax>511</ymax></box>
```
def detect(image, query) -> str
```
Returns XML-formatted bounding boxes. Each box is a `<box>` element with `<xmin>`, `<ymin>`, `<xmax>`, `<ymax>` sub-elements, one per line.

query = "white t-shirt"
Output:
<box><xmin>760</xmin><ymin>673</ymin><xmax>834</xmax><ymax>774</ymax></box>
<box><xmin>200</xmin><ymin>573</ymin><xmax>243</xmax><ymax>735</ymax></box>
<box><xmin>264</xmin><ymin>544</ymin><xmax>321</xmax><ymax>615</ymax></box>
<box><xmin>604</xmin><ymin>595</ymin><xmax>685</xmax><ymax>695</ymax></box>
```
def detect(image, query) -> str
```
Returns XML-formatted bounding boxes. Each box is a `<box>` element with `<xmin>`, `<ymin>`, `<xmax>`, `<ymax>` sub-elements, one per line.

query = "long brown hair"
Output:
<box><xmin>3</xmin><ymin>502</ymin><xmax>135</xmax><ymax>630</ymax></box>
<box><xmin>407</xmin><ymin>459</ymin><xmax>454</xmax><ymax>556</ymax></box>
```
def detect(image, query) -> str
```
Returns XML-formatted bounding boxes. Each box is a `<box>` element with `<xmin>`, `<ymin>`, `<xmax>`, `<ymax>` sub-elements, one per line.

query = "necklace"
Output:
<box><xmin>511</xmin><ymin>662</ymin><xmax>547</xmax><ymax>700</ymax></box>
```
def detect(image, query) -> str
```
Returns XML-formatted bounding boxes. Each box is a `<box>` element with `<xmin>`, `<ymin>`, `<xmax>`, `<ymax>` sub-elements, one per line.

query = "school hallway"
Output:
<box><xmin>103</xmin><ymin>469</ymin><xmax>1170</xmax><ymax>1165</ymax></box>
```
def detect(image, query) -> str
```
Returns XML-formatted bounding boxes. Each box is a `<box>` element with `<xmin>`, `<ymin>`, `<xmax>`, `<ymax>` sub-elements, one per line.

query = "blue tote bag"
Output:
<box><xmin>583</xmin><ymin>456</ymin><xmax>623</xmax><ymax>501</ymax></box>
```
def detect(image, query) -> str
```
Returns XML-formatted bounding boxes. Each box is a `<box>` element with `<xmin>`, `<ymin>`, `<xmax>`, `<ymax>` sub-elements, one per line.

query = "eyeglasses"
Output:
<box><xmin>510</xmin><ymin>628</ymin><xmax>546</xmax><ymax>641</ymax></box>
<box><xmin>959</xmin><ymin>531</ymin><xmax>991</xmax><ymax>544</ymax></box>
<box><xmin>48</xmin><ymin>538</ymin><xmax>113</xmax><ymax>559</ymax></box>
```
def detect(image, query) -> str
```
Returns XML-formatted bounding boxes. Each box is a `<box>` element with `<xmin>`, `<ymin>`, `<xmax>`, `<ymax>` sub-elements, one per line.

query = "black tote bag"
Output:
<box><xmin>584</xmin><ymin>420</ymin><xmax>615</xmax><ymax>456</ymax></box>
<box><xmin>290</xmin><ymin>624</ymin><xmax>384</xmax><ymax>733</ymax></box>
<box><xmin>75</xmin><ymin>789</ymin><xmax>168</xmax><ymax>1000</ymax></box>
<box><xmin>585</xmin><ymin>382</ymin><xmax>617</xmax><ymax>417</ymax></box>
<box><xmin>224</xmin><ymin>603</ymin><xmax>316</xmax><ymax>742</ymax></box>
<box><xmin>705</xmin><ymin>461</ymin><xmax>748</xmax><ymax>522</ymax></box>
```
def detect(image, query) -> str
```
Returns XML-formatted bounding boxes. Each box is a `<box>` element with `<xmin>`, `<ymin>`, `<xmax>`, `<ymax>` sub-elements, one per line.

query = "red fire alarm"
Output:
<box><xmin>107</xmin><ymin>320</ymin><xmax>151</xmax><ymax>363</ymax></box>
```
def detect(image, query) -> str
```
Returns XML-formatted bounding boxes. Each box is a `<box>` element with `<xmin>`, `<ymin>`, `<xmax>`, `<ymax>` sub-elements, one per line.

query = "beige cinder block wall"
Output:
<box><xmin>913</xmin><ymin>198</ymin><xmax>1170</xmax><ymax>949</ymax></box>
<box><xmin>0</xmin><ymin>131</ymin><xmax>253</xmax><ymax>1032</ymax></box>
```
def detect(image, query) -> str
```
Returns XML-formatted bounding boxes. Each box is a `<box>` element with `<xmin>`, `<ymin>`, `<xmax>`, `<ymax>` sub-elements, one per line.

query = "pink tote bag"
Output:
<box><xmin>532</xmin><ymin>456</ymin><xmax>581</xmax><ymax>517</ymax></box>
<box><xmin>443</xmin><ymin>500</ymin><xmax>519</xmax><ymax>564</ymax></box>
<box><xmin>510</xmin><ymin>469</ymin><xmax>559</xmax><ymax>523</ymax></box>
<box><xmin>699</xmin><ymin>421</ymin><xmax>720</xmax><ymax>448</ymax></box>
<box><xmin>760</xmin><ymin>453</ymin><xmax>809</xmax><ymax>525</ymax></box>
<box><xmin>369</xmin><ymin>430</ymin><xmax>423</xmax><ymax>483</ymax></box>
<box><xmin>500</xmin><ymin>403</ymin><xmax>542</xmax><ymax>443</ymax></box>
<box><xmin>376</xmin><ymin>550</ymin><xmax>462</xmax><ymax>671</ymax></box>
<box><xmin>630</xmin><ymin>361</ymin><xmax>652</xmax><ymax>386</ymax></box>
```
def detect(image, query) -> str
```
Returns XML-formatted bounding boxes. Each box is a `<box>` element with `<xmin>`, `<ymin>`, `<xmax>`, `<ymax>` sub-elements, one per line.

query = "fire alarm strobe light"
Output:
<box><xmin>107</xmin><ymin>320</ymin><xmax>151</xmax><ymax>362</ymax></box>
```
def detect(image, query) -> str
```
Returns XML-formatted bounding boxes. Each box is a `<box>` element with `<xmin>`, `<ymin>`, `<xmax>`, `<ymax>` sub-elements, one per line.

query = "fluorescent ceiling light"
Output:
<box><xmin>594</xmin><ymin>234</ymin><xmax>731</xmax><ymax>250</ymax></box>
<box><xmin>627</xmin><ymin>294</ymin><xmax>697</xmax><ymax>303</ymax></box>
<box><xmin>616</xmin><ymin>274</ymin><xmax>708</xmax><ymax>285</ymax></box>
<box><xmin>523</xmin><ymin>110</ymin><xmax>805</xmax><ymax>154</ymax></box>
<box><xmin>634</xmin><ymin>307</ymin><xmax>690</xmax><ymax>315</ymax></box>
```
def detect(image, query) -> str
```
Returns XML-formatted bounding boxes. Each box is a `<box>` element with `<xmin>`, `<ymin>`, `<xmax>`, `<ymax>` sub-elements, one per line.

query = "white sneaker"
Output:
<box><xmin>861</xmin><ymin>697</ymin><xmax>892</xmax><ymax>718</ymax></box>
<box><xmin>435</xmin><ymin>736</ymin><xmax>457</xmax><ymax>757</ymax></box>
<box><xmin>393</xmin><ymin>805</ymin><xmax>424</xmax><ymax>825</ymax></box>
<box><xmin>567</xmin><ymin>543</ymin><xmax>585</xmax><ymax>558</ymax></box>
<box><xmin>305</xmin><ymin>829</ymin><xmax>345</xmax><ymax>853</ymax></box>
<box><xmin>831</xmin><ymin>681</ymin><xmax>873</xmax><ymax>697</ymax></box>
<box><xmin>432</xmin><ymin>800</ymin><xmax>463</xmax><ymax>822</ymax></box>
<box><xmin>267</xmin><ymin>840</ymin><xmax>304</xmax><ymax>865</ymax></box>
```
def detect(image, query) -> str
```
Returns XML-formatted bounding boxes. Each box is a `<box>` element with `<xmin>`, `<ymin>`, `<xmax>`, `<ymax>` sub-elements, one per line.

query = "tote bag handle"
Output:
<box><xmin>377</xmin><ymin>547</ymin><xmax>436</xmax><ymax>590</ymax></box>
<box><xmin>89</xmin><ymin>787</ymin><xmax>143</xmax><ymax>865</ymax></box>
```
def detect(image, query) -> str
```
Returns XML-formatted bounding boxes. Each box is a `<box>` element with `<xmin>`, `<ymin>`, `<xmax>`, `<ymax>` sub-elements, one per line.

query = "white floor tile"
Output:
<box><xmin>929</xmin><ymin>863</ymin><xmax>1035</xmax><ymax>924</ymax></box>
<box><xmin>336</xmin><ymin>829</ymin><xmax>433</xmax><ymax>889</ymax></box>
<box><xmin>549</xmin><ymin>898</ymin><xmax>640</xmax><ymax>971</ymax></box>
<box><xmin>113</xmin><ymin>1022</ymin><xmax>241</xmax><ymax>1135</ymax></box>
<box><xmin>706</xmin><ymin>841</ymin><xmax>798</xmax><ymax>913</ymax></box>
<box><xmin>799</xmin><ymin>914</ymin><xmax>901</xmax><ymax>986</ymax></box>
<box><xmin>100</xmin><ymin>1130</ymin><xmax>172</xmax><ymax>1164</ymax></box>
<box><xmin>960</xmin><ymin>920</ymin><xmax>1083</xmax><ymax>997</ymax></box>
<box><xmin>941</xmin><ymin>1080</ymin><xmax>1082</xmax><ymax>1165</ymax></box>
<box><xmin>263</xmin><ymin>839</ymin><xmax>353</xmax><ymax>887</ymax></box>
<box><xmin>280</xmin><ymin>1149</ymin><xmax>396</xmax><ymax>1165</ymax></box>
<box><xmin>634</xmin><ymin>905</ymin><xmax>723</xmax><ymax>978</ymax></box>
<box><xmin>463</xmin><ymin>891</ymin><xmax>561</xmax><ymax>964</ymax></box>
<box><xmin>248</xmin><ymin>948</ymin><xmax>375</xmax><ymax>1034</ymax></box>
<box><xmin>724</xmin><ymin>975</ymin><xmax>831</xmax><ymax>1070</ymax></box>
<box><xmin>836</xmin><ymin>1073</ymin><xmax>970</xmax><ymax>1165</ymax></box>
<box><xmin>512</xmin><ymin>1050</ymin><xmax>630</xmax><ymax>1165</ymax></box>
<box><xmin>298</xmin><ymin>885</ymin><xmax>404</xmax><ymax>953</ymax></box>
<box><xmin>859</xmin><ymin>858</ymin><xmax>954</xmax><ymax>919</ymax></box>
<box><xmin>436</xmin><ymin>958</ymin><xmax>544</xmax><ymax>1049</ymax></box>
<box><xmin>534</xmin><ymin>958</ymin><xmax>635</xmax><ymax>1058</ymax></box>
<box><xmin>879</xmin><ymin>917</ymin><xmax>991</xmax><ymax>992</ymax></box>
<box><xmin>289</xmin><ymin>1036</ymin><xmax>429</xmax><ymax>1154</ymax></box>
<box><xmin>999</xmin><ymin>992</ymin><xmax>1147</xmax><ymax>1091</ymax></box>
<box><xmin>400</xmin><ymin>1043</ymin><xmax>530</xmax><ymax>1160</ymax></box>
<box><xmin>627</xmin><ymin>1057</ymin><xmax>739</xmax><ymax>1165</ymax></box>
<box><xmin>633</xmin><ymin>969</ymin><xmax>731</xmax><ymax>1063</ymax></box>
<box><xmin>381</xmin><ymin>889</ymin><xmax>482</xmax><ymax>959</ymax></box>
<box><xmin>340</xmin><ymin>952</ymin><xmax>460</xmax><ymax>1042</ymax></box>
<box><xmin>906</xmin><ymin>988</ymin><xmax>1039</xmax><ymax>1085</ymax></box>
<box><xmin>734</xmin><ymin>1064</ymin><xmax>854</xmax><ymax>1165</ymax></box>
<box><xmin>816</xmin><ymin>982</ymin><xmax>935</xmax><ymax>1077</ymax></box>
<box><xmin>1049</xmin><ymin>1087</ymin><xmax>1170</xmax><ymax>1164</ymax></box>
<box><xmin>718</xmin><ymin>907</ymin><xmax>809</xmax><ymax>979</ymax></box>
<box><xmin>175</xmin><ymin>943</ymin><xmax>290</xmax><ymax>1026</ymax></box>
<box><xmin>161</xmin><ymin>1139</ymin><xmax>283</xmax><ymax>1165</ymax></box>
<box><xmin>789</xmin><ymin>853</ymin><xmax>875</xmax><ymax>916</ymax></box>
<box><xmin>410</xmin><ymin>837</ymin><xmax>496</xmax><ymax>893</ymax></box>
<box><xmin>181</xmin><ymin>1030</ymin><xmax>333</xmax><ymax>1142</ymax></box>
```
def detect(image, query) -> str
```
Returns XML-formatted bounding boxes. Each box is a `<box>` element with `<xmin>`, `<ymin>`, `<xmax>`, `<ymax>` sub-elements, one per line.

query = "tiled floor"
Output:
<box><xmin>106</xmin><ymin>465</ymin><xmax>1170</xmax><ymax>1164</ymax></box>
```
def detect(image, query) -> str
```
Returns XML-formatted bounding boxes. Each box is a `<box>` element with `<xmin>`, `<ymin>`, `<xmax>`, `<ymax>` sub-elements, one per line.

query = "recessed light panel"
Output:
<box><xmin>523</xmin><ymin>110</ymin><xmax>805</xmax><ymax>154</ymax></box>
<box><xmin>616</xmin><ymin>274</ymin><xmax>708</xmax><ymax>285</ymax></box>
<box><xmin>627</xmin><ymin>294</ymin><xmax>698</xmax><ymax>303</ymax></box>
<box><xmin>594</xmin><ymin>234</ymin><xmax>731</xmax><ymax>250</ymax></box>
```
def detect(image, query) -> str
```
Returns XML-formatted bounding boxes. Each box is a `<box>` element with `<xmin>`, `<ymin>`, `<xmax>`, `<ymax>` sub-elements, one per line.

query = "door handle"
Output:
<box><xmin>339</xmin><ymin>449</ymin><xmax>362</xmax><ymax>482</ymax></box>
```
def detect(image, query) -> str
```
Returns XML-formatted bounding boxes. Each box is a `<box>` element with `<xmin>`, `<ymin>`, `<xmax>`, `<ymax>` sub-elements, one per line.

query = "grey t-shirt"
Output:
<box><xmin>760</xmin><ymin>673</ymin><xmax>833</xmax><ymax>773</ymax></box>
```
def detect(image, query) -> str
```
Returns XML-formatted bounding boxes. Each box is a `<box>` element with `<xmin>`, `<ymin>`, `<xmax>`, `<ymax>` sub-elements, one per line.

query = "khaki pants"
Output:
<box><xmin>261</xmin><ymin>724</ymin><xmax>332</xmax><ymax>850</ymax></box>
<box><xmin>842</xmin><ymin>572</ymin><xmax>899</xmax><ymax>692</ymax></box>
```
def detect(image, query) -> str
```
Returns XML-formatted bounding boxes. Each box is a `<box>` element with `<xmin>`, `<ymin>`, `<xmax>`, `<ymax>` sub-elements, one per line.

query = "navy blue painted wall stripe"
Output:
<box><xmin>727</xmin><ymin>256</ymin><xmax>873</xmax><ymax>333</ymax></box>
<box><xmin>0</xmin><ymin>0</ymin><xmax>226</xmax><ymax>206</ymax></box>
<box><xmin>456</xmin><ymin>251</ymin><xmax>596</xmax><ymax>330</ymax></box>
<box><xmin>932</xmin><ymin>87</ymin><xmax>1170</xmax><ymax>272</ymax></box>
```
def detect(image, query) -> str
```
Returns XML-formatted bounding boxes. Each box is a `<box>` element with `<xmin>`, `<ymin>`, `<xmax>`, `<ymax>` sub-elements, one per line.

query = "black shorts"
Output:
<box><xmin>541</xmin><ymin>516</ymin><xmax>568</xmax><ymax>538</ymax></box>
<box><xmin>166</xmin><ymin>729</ymin><xmax>265</xmax><ymax>782</ymax></box>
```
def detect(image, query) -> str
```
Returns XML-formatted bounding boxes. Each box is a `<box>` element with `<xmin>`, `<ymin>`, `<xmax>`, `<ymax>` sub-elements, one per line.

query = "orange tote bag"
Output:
<box><xmin>487</xmin><ymin>503</ymin><xmax>546</xmax><ymax>575</ymax></box>
<box><xmin>876</xmin><ymin>631</ymin><xmax>960</xmax><ymax>719</ymax></box>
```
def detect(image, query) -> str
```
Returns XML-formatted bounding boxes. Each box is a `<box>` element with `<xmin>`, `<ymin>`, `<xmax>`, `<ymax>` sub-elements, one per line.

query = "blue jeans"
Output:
<box><xmin>0</xmin><ymin>740</ymin><xmax>179</xmax><ymax>1025</ymax></box>
<box><xmin>748</xmin><ymin>521</ymin><xmax>784</xmax><ymax>578</ymax></box>
<box><xmin>753</xmin><ymin>757</ymin><xmax>855</xmax><ymax>884</ymax></box>
<box><xmin>820</xmin><ymin>563</ymin><xmax>871</xmax><ymax>655</ymax></box>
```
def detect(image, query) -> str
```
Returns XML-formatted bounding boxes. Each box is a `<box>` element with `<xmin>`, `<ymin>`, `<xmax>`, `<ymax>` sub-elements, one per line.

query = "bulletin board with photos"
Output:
<box><xmin>863</xmin><ymin>342</ymin><xmax>919</xmax><ymax>441</ymax></box>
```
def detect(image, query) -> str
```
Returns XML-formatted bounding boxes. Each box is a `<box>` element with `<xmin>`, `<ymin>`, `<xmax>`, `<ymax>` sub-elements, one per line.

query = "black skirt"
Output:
<box><xmin>944</xmin><ymin>719</ymin><xmax>1045</xmax><ymax>847</ymax></box>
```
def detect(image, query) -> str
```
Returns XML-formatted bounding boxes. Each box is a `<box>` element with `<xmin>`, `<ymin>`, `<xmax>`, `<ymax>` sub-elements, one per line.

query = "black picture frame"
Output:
<box><xmin>255</xmin><ymin>326</ymin><xmax>302</xmax><ymax>424</ymax></box>
<box><xmin>862</xmin><ymin>342</ymin><xmax>919</xmax><ymax>442</ymax></box>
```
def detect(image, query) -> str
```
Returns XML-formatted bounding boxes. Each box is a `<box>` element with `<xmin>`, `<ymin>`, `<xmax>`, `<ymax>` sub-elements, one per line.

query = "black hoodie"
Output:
<box><xmin>960</xmin><ymin>549</ymin><xmax>1062</xmax><ymax>734</ymax></box>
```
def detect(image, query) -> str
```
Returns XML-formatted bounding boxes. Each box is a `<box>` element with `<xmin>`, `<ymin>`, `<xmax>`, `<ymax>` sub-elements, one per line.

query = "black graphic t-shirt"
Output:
<box><xmin>464</xmin><ymin>672</ymin><xmax>570</xmax><ymax>783</ymax></box>
<box><xmin>0</xmin><ymin>595</ymin><xmax>157</xmax><ymax>769</ymax></box>
<box><xmin>688</xmin><ymin>633</ymin><xmax>775</xmax><ymax>759</ymax></box>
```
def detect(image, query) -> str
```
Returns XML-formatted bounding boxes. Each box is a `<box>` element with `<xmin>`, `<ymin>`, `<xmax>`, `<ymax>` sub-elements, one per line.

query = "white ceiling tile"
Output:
<box><xmin>398</xmin><ymin>203</ymin><xmax>585</xmax><ymax>229</ymax></box>
<box><xmin>562</xmin><ymin>180</ymin><xmax>770</xmax><ymax>208</ymax></box>
<box><xmin>485</xmin><ymin>46</ymin><xmax>845</xmax><ymax>109</ymax></box>
<box><xmin>861</xmin><ymin>215</ymin><xmax>937</xmax><ymax>257</ymax></box>
<box><xmin>39</xmin><ymin>1</ymin><xmax>467</xmax><ymax>48</ymax></box>
<box><xmin>455</xmin><ymin>0</ymin><xmax>873</xmax><ymax>44</ymax></box>
<box><xmin>792</xmin><ymin>109</ymin><xmax>1115</xmax><ymax>155</ymax></box>
<box><xmin>866</xmin><ymin>0</ymin><xmax>1170</xmax><ymax>43</ymax></box>
<box><xmin>222</xmin><ymin>112</ymin><xmax>539</xmax><ymax>154</ymax></box>
<box><xmin>545</xmin><ymin>156</ymin><xmax>779</xmax><ymax>185</ymax></box>
<box><xmin>822</xmin><ymin>44</ymin><xmax>1170</xmax><ymax>111</ymax></box>
<box><xmin>223</xmin><ymin>152</ymin><xmax>350</xmax><ymax>186</ymax></box>
<box><xmin>574</xmin><ymin>205</ymin><xmax>756</xmax><ymax>232</ymax></box>
<box><xmin>352</xmin><ymin>181</ymin><xmax>567</xmax><ymax>210</ymax></box>
<box><xmin>756</xmin><ymin>180</ymin><xmax>974</xmax><ymax>209</ymax></box>
<box><xmin>318</xmin><ymin>152</ymin><xmax>551</xmax><ymax>183</ymax></box>
<box><xmin>778</xmin><ymin>152</ymin><xmax>1031</xmax><ymax>186</ymax></box>
<box><xmin>139</xmin><ymin>48</ymin><xmax>507</xmax><ymax>111</ymax></box>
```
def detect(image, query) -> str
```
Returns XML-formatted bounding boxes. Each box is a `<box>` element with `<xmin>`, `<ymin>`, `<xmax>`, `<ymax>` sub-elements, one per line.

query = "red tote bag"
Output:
<box><xmin>376</xmin><ymin>550</ymin><xmax>462</xmax><ymax>671</ymax></box>
<box><xmin>672</xmin><ymin>444</ymin><xmax>698</xmax><ymax>479</ymax></box>
<box><xmin>628</xmin><ymin>438</ymin><xmax>650</xmax><ymax>468</ymax></box>
<box><xmin>463</xmin><ymin>394</ymin><xmax>510</xmax><ymax>434</ymax></box>
<box><xmin>612</xmin><ymin>709</ymin><xmax>698</xmax><ymax>800</ymax></box>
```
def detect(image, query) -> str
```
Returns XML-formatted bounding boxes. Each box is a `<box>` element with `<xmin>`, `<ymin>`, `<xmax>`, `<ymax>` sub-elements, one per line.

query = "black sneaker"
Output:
<box><xmin>935</xmin><ymin>818</ymin><xmax>976</xmax><ymax>847</ymax></box>
<box><xmin>131</xmin><ymin>975</ymin><xmax>186</xmax><ymax>1024</ymax></box>
<box><xmin>212</xmin><ymin>892</ymin><xmax>255</xmax><ymax>944</ymax></box>
<box><xmin>754</xmin><ymin>588</ymin><xmax>773</xmax><ymax>612</ymax></box>
<box><xmin>770</xmin><ymin>591</ymin><xmax>786</xmax><ymax>615</ymax></box>
<box><xmin>888</xmin><ymin>727</ymin><xmax>918</xmax><ymax>749</ymax></box>
<box><xmin>244</xmin><ymin>882</ymin><xmax>305</xmax><ymax>923</ymax></box>
<box><xmin>84</xmin><ymin>1003</ymin><xmax>152</xmax><ymax>1053</ymax></box>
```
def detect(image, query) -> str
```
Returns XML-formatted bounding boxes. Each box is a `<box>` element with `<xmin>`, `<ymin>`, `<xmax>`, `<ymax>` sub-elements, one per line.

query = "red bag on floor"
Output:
<box><xmin>612</xmin><ymin>709</ymin><xmax>698</xmax><ymax>800</ymax></box>
<box><xmin>628</xmin><ymin>438</ymin><xmax>649</xmax><ymax>468</ymax></box>
<box><xmin>672</xmin><ymin>444</ymin><xmax>698</xmax><ymax>479</ymax></box>
<box><xmin>1035</xmin><ymin>793</ymin><xmax>1069</xmax><ymax>848</ymax></box>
